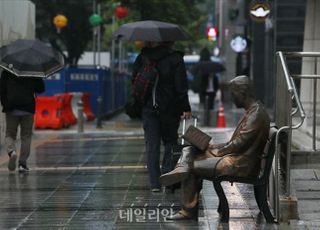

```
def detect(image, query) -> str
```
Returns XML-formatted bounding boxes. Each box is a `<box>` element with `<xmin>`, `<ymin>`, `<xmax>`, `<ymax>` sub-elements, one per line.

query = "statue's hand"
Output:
<box><xmin>208</xmin><ymin>144</ymin><xmax>219</xmax><ymax>149</ymax></box>
<box><xmin>207</xmin><ymin>147</ymin><xmax>219</xmax><ymax>157</ymax></box>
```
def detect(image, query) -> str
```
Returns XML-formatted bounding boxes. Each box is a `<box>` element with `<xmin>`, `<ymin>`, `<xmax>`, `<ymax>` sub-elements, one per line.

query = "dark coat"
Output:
<box><xmin>209</xmin><ymin>102</ymin><xmax>270</xmax><ymax>177</ymax></box>
<box><xmin>200</xmin><ymin>73</ymin><xmax>219</xmax><ymax>94</ymax></box>
<box><xmin>132</xmin><ymin>46</ymin><xmax>191</xmax><ymax>116</ymax></box>
<box><xmin>0</xmin><ymin>70</ymin><xmax>45</xmax><ymax>114</ymax></box>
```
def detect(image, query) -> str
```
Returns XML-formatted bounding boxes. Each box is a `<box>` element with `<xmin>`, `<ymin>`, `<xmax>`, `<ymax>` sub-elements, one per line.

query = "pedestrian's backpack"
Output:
<box><xmin>132</xmin><ymin>55</ymin><xmax>160</xmax><ymax>105</ymax></box>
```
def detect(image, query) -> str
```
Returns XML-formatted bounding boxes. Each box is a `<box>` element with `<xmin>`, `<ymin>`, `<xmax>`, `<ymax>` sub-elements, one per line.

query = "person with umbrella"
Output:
<box><xmin>191</xmin><ymin>47</ymin><xmax>225</xmax><ymax>110</ymax></box>
<box><xmin>114</xmin><ymin>20</ymin><xmax>192</xmax><ymax>192</ymax></box>
<box><xmin>137</xmin><ymin>41</ymin><xmax>192</xmax><ymax>192</ymax></box>
<box><xmin>0</xmin><ymin>39</ymin><xmax>64</xmax><ymax>172</ymax></box>
<box><xmin>0</xmin><ymin>69</ymin><xmax>45</xmax><ymax>172</ymax></box>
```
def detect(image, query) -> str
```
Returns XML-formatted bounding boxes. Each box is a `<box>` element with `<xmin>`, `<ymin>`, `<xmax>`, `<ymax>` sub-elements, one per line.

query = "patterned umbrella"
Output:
<box><xmin>0</xmin><ymin>39</ymin><xmax>64</xmax><ymax>77</ymax></box>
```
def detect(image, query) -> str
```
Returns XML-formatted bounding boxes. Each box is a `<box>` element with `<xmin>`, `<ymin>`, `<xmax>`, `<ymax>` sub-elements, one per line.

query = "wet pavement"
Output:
<box><xmin>0</xmin><ymin>123</ymin><xmax>207</xmax><ymax>229</ymax></box>
<box><xmin>0</xmin><ymin>103</ymin><xmax>318</xmax><ymax>229</ymax></box>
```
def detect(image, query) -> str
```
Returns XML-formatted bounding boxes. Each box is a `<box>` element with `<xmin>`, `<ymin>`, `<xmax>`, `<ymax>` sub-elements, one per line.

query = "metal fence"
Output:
<box><xmin>274</xmin><ymin>51</ymin><xmax>320</xmax><ymax>221</ymax></box>
<box><xmin>41</xmin><ymin>67</ymin><xmax>130</xmax><ymax>117</ymax></box>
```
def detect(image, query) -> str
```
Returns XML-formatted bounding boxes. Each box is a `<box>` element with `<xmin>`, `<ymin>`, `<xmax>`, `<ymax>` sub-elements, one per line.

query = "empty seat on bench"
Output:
<box><xmin>212</xmin><ymin>126</ymin><xmax>278</xmax><ymax>223</ymax></box>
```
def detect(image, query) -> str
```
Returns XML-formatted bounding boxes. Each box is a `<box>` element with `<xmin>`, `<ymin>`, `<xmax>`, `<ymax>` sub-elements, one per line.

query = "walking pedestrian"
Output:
<box><xmin>132</xmin><ymin>41</ymin><xmax>192</xmax><ymax>192</ymax></box>
<box><xmin>197</xmin><ymin>47</ymin><xmax>220</xmax><ymax>109</ymax></box>
<box><xmin>201</xmin><ymin>72</ymin><xmax>219</xmax><ymax>110</ymax></box>
<box><xmin>0</xmin><ymin>69</ymin><xmax>45</xmax><ymax>172</ymax></box>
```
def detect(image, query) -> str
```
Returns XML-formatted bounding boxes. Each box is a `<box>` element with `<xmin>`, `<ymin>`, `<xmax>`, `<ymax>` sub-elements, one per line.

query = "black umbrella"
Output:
<box><xmin>112</xmin><ymin>20</ymin><xmax>190</xmax><ymax>41</ymax></box>
<box><xmin>190</xmin><ymin>61</ymin><xmax>226</xmax><ymax>77</ymax></box>
<box><xmin>0</xmin><ymin>39</ymin><xmax>64</xmax><ymax>77</ymax></box>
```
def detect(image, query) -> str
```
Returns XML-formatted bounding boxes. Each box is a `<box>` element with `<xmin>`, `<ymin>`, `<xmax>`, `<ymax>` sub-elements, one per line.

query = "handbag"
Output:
<box><xmin>125</xmin><ymin>99</ymin><xmax>142</xmax><ymax>119</ymax></box>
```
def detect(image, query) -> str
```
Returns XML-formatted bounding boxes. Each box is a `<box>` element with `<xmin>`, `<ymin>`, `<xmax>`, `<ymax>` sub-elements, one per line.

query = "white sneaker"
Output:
<box><xmin>151</xmin><ymin>188</ymin><xmax>161</xmax><ymax>193</ymax></box>
<box><xmin>18</xmin><ymin>163</ymin><xmax>29</xmax><ymax>172</ymax></box>
<box><xmin>8</xmin><ymin>151</ymin><xmax>17</xmax><ymax>171</ymax></box>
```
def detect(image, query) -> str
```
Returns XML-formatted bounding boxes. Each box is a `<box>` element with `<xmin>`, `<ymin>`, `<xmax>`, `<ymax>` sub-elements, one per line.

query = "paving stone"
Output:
<box><xmin>0</xmin><ymin>114</ymin><xmax>318</xmax><ymax>229</ymax></box>
<box><xmin>291</xmin><ymin>169</ymin><xmax>317</xmax><ymax>180</ymax></box>
<box><xmin>292</xmin><ymin>180</ymin><xmax>320</xmax><ymax>191</ymax></box>
<box><xmin>314</xmin><ymin>169</ymin><xmax>320</xmax><ymax>179</ymax></box>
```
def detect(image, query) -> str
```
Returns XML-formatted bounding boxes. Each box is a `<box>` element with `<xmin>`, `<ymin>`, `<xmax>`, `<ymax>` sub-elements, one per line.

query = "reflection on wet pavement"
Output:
<box><xmin>0</xmin><ymin>131</ymin><xmax>307</xmax><ymax>229</ymax></box>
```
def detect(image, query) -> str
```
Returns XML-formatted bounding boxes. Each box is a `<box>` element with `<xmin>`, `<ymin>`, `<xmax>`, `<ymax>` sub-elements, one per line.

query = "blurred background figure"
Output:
<box><xmin>191</xmin><ymin>47</ymin><xmax>225</xmax><ymax>126</ymax></box>
<box><xmin>192</xmin><ymin>47</ymin><xmax>224</xmax><ymax>110</ymax></box>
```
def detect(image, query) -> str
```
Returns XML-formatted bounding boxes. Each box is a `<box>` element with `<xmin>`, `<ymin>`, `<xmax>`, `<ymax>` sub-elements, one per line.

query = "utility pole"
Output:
<box><xmin>92</xmin><ymin>0</ymin><xmax>96</xmax><ymax>66</ymax></box>
<box><xmin>97</xmin><ymin>3</ymin><xmax>101</xmax><ymax>66</ymax></box>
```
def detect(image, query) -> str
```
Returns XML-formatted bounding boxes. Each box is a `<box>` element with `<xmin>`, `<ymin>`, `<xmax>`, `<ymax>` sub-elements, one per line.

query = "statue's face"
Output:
<box><xmin>231</xmin><ymin>89</ymin><xmax>245</xmax><ymax>108</ymax></box>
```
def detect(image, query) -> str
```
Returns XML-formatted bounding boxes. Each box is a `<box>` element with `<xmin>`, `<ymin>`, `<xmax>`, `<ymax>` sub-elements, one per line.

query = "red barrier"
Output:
<box><xmin>34</xmin><ymin>96</ymin><xmax>64</xmax><ymax>129</ymax></box>
<box><xmin>81</xmin><ymin>92</ymin><xmax>95</xmax><ymax>121</ymax></box>
<box><xmin>55</xmin><ymin>93</ymin><xmax>77</xmax><ymax>126</ymax></box>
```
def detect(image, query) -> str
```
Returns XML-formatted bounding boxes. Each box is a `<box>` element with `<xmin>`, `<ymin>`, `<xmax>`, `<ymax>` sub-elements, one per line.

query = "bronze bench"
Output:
<box><xmin>212</xmin><ymin>126</ymin><xmax>278</xmax><ymax>223</ymax></box>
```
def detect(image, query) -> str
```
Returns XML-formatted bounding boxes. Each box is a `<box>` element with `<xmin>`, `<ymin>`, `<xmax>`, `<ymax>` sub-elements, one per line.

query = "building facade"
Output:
<box><xmin>0</xmin><ymin>0</ymin><xmax>35</xmax><ymax>146</ymax></box>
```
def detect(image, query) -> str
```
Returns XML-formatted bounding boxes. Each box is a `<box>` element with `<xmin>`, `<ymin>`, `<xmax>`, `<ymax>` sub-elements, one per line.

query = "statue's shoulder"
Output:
<box><xmin>256</xmin><ymin>102</ymin><xmax>271</xmax><ymax>124</ymax></box>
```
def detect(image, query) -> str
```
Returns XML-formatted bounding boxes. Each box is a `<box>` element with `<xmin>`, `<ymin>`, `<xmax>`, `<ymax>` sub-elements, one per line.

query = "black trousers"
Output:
<box><xmin>204</xmin><ymin>92</ymin><xmax>216</xmax><ymax>110</ymax></box>
<box><xmin>142</xmin><ymin>107</ymin><xmax>180</xmax><ymax>188</ymax></box>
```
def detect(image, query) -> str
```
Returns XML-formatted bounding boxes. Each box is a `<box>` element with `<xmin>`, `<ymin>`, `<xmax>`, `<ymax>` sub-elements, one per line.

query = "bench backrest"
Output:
<box><xmin>258</xmin><ymin>126</ymin><xmax>278</xmax><ymax>182</ymax></box>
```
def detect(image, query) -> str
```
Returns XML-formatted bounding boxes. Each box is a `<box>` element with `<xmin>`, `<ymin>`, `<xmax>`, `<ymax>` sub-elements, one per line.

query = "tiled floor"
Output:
<box><xmin>0</xmin><ymin>112</ymin><xmax>316</xmax><ymax>229</ymax></box>
<box><xmin>0</xmin><ymin>133</ymin><xmax>204</xmax><ymax>229</ymax></box>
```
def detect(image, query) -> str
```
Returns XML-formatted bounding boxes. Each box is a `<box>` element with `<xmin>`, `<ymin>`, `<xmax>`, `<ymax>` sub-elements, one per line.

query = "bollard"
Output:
<box><xmin>96</xmin><ymin>96</ymin><xmax>103</xmax><ymax>128</ymax></box>
<box><xmin>77</xmin><ymin>100</ymin><xmax>84</xmax><ymax>133</ymax></box>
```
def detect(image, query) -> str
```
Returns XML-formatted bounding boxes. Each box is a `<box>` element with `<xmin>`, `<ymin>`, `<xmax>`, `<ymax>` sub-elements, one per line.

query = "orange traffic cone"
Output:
<box><xmin>216</xmin><ymin>104</ymin><xmax>226</xmax><ymax>128</ymax></box>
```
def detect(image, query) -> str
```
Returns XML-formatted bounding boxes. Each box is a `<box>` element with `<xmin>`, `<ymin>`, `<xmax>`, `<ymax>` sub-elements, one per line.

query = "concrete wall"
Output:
<box><xmin>78</xmin><ymin>52</ymin><xmax>110</xmax><ymax>67</ymax></box>
<box><xmin>300</xmin><ymin>0</ymin><xmax>320</xmax><ymax>128</ymax></box>
<box><xmin>0</xmin><ymin>0</ymin><xmax>35</xmax><ymax>147</ymax></box>
<box><xmin>216</xmin><ymin>0</ymin><xmax>246</xmax><ymax>104</ymax></box>
<box><xmin>217</xmin><ymin>0</ymin><xmax>242</xmax><ymax>83</ymax></box>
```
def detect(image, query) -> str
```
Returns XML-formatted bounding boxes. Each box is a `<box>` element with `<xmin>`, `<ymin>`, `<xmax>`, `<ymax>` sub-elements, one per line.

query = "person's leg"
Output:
<box><xmin>160</xmin><ymin>115</ymin><xmax>179</xmax><ymax>174</ymax></box>
<box><xmin>167</xmin><ymin>173</ymin><xmax>202</xmax><ymax>220</ymax></box>
<box><xmin>167</xmin><ymin>156</ymin><xmax>221</xmax><ymax>220</ymax></box>
<box><xmin>207</xmin><ymin>92</ymin><xmax>215</xmax><ymax>110</ymax></box>
<box><xmin>199</xmin><ymin>93</ymin><xmax>205</xmax><ymax>105</ymax></box>
<box><xmin>19</xmin><ymin>114</ymin><xmax>34</xmax><ymax>167</ymax></box>
<box><xmin>160</xmin><ymin>146</ymin><xmax>196</xmax><ymax>186</ymax></box>
<box><xmin>192</xmin><ymin>156</ymin><xmax>222</xmax><ymax>179</ymax></box>
<box><xmin>161</xmin><ymin>142</ymin><xmax>175</xmax><ymax>174</ymax></box>
<box><xmin>5</xmin><ymin>113</ymin><xmax>19</xmax><ymax>171</ymax></box>
<box><xmin>5</xmin><ymin>113</ymin><xmax>19</xmax><ymax>153</ymax></box>
<box><xmin>142</xmin><ymin>110</ymin><xmax>162</xmax><ymax>190</ymax></box>
<box><xmin>181</xmin><ymin>173</ymin><xmax>202</xmax><ymax>216</ymax></box>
